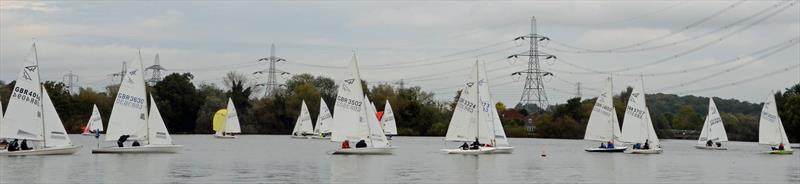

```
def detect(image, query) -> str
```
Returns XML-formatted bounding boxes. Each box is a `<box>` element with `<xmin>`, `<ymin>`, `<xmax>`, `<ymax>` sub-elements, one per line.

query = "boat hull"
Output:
<box><xmin>694</xmin><ymin>145</ymin><xmax>728</xmax><ymax>150</ymax></box>
<box><xmin>92</xmin><ymin>144</ymin><xmax>183</xmax><ymax>154</ymax></box>
<box><xmin>214</xmin><ymin>134</ymin><xmax>237</xmax><ymax>139</ymax></box>
<box><xmin>308</xmin><ymin>136</ymin><xmax>330</xmax><ymax>140</ymax></box>
<box><xmin>0</xmin><ymin>145</ymin><xmax>81</xmax><ymax>156</ymax></box>
<box><xmin>290</xmin><ymin>135</ymin><xmax>311</xmax><ymax>139</ymax></box>
<box><xmin>585</xmin><ymin>146</ymin><xmax>628</xmax><ymax>152</ymax></box>
<box><xmin>626</xmin><ymin>148</ymin><xmax>663</xmax><ymax>154</ymax></box>
<box><xmin>441</xmin><ymin>147</ymin><xmax>496</xmax><ymax>154</ymax></box>
<box><xmin>768</xmin><ymin>150</ymin><xmax>794</xmax><ymax>155</ymax></box>
<box><xmin>493</xmin><ymin>146</ymin><xmax>514</xmax><ymax>154</ymax></box>
<box><xmin>331</xmin><ymin>147</ymin><xmax>395</xmax><ymax>155</ymax></box>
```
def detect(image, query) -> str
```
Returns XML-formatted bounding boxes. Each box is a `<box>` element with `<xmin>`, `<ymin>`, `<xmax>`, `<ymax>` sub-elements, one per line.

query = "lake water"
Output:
<box><xmin>0</xmin><ymin>135</ymin><xmax>798</xmax><ymax>183</ymax></box>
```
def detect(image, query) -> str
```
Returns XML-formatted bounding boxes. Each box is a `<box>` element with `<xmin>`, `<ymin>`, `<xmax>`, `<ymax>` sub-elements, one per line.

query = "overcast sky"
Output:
<box><xmin>1</xmin><ymin>0</ymin><xmax>798</xmax><ymax>106</ymax></box>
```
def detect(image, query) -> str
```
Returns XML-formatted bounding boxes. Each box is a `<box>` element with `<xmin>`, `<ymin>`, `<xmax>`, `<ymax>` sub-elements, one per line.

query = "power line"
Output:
<box><xmin>674</xmin><ymin>64</ymin><xmax>800</xmax><ymax>94</ymax></box>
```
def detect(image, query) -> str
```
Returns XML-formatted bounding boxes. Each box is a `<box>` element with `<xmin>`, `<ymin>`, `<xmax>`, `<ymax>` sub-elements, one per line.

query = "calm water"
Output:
<box><xmin>0</xmin><ymin>135</ymin><xmax>798</xmax><ymax>183</ymax></box>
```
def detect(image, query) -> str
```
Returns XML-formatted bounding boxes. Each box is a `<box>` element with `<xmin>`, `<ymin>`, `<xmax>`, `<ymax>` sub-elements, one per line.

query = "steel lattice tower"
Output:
<box><xmin>146</xmin><ymin>53</ymin><xmax>167</xmax><ymax>86</ymax></box>
<box><xmin>511</xmin><ymin>16</ymin><xmax>555</xmax><ymax>110</ymax></box>
<box><xmin>257</xmin><ymin>44</ymin><xmax>286</xmax><ymax>97</ymax></box>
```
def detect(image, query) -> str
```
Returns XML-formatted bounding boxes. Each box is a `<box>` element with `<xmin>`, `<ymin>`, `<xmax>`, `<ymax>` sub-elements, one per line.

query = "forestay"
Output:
<box><xmin>758</xmin><ymin>93</ymin><xmax>792</xmax><ymax>150</ymax></box>
<box><xmin>314</xmin><ymin>98</ymin><xmax>333</xmax><ymax>134</ymax></box>
<box><xmin>382</xmin><ymin>100</ymin><xmax>398</xmax><ymax>135</ymax></box>
<box><xmin>105</xmin><ymin>56</ymin><xmax>148</xmax><ymax>141</ymax></box>
<box><xmin>0</xmin><ymin>45</ymin><xmax>44</xmax><ymax>141</ymax></box>
<box><xmin>584</xmin><ymin>78</ymin><xmax>621</xmax><ymax>143</ymax></box>
<box><xmin>224</xmin><ymin>98</ymin><xmax>242</xmax><ymax>134</ymax></box>
<box><xmin>619</xmin><ymin>80</ymin><xmax>660</xmax><ymax>147</ymax></box>
<box><xmin>293</xmin><ymin>100</ymin><xmax>314</xmax><ymax>135</ymax></box>
<box><xmin>698</xmin><ymin>98</ymin><xmax>728</xmax><ymax>145</ymax></box>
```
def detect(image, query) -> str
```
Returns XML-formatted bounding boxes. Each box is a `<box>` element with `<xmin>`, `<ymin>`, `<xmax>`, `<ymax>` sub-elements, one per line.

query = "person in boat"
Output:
<box><xmin>355</xmin><ymin>139</ymin><xmax>367</xmax><ymax>148</ymax></box>
<box><xmin>607</xmin><ymin>141</ymin><xmax>615</xmax><ymax>149</ymax></box>
<box><xmin>117</xmin><ymin>135</ymin><xmax>130</xmax><ymax>147</ymax></box>
<box><xmin>715</xmin><ymin>142</ymin><xmax>722</xmax><ymax>147</ymax></box>
<box><xmin>772</xmin><ymin>143</ymin><xmax>785</xmax><ymax>150</ymax></box>
<box><xmin>599</xmin><ymin>142</ymin><xmax>606</xmax><ymax>148</ymax></box>
<box><xmin>341</xmin><ymin>140</ymin><xmax>350</xmax><ymax>149</ymax></box>
<box><xmin>460</xmin><ymin>142</ymin><xmax>469</xmax><ymax>150</ymax></box>
<box><xmin>469</xmin><ymin>138</ymin><xmax>481</xmax><ymax>150</ymax></box>
<box><xmin>132</xmin><ymin>141</ymin><xmax>141</xmax><ymax>147</ymax></box>
<box><xmin>20</xmin><ymin>140</ymin><xmax>31</xmax><ymax>150</ymax></box>
<box><xmin>642</xmin><ymin>139</ymin><xmax>650</xmax><ymax>149</ymax></box>
<box><xmin>7</xmin><ymin>139</ymin><xmax>19</xmax><ymax>152</ymax></box>
<box><xmin>632</xmin><ymin>143</ymin><xmax>641</xmax><ymax>149</ymax></box>
<box><xmin>0</xmin><ymin>139</ymin><xmax>8</xmax><ymax>148</ymax></box>
<box><xmin>706</xmin><ymin>140</ymin><xmax>713</xmax><ymax>147</ymax></box>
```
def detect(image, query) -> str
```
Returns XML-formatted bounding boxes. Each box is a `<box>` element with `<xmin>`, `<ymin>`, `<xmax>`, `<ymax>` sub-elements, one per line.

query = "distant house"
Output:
<box><xmin>500</xmin><ymin>110</ymin><xmax>525</xmax><ymax>122</ymax></box>
<box><xmin>524</xmin><ymin>115</ymin><xmax>536</xmax><ymax>136</ymax></box>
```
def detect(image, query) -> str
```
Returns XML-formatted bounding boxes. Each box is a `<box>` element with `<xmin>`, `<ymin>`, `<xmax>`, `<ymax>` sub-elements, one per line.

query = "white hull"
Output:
<box><xmin>0</xmin><ymin>145</ymin><xmax>81</xmax><ymax>156</ymax></box>
<box><xmin>331</xmin><ymin>147</ymin><xmax>395</xmax><ymax>155</ymax></box>
<box><xmin>291</xmin><ymin>135</ymin><xmax>311</xmax><ymax>139</ymax></box>
<box><xmin>441</xmin><ymin>147</ymin><xmax>496</xmax><ymax>154</ymax></box>
<box><xmin>626</xmin><ymin>148</ymin><xmax>663</xmax><ymax>154</ymax></box>
<box><xmin>309</xmin><ymin>135</ymin><xmax>330</xmax><ymax>140</ymax></box>
<box><xmin>694</xmin><ymin>145</ymin><xmax>728</xmax><ymax>150</ymax></box>
<box><xmin>214</xmin><ymin>134</ymin><xmax>237</xmax><ymax>139</ymax></box>
<box><xmin>584</xmin><ymin>146</ymin><xmax>628</xmax><ymax>152</ymax></box>
<box><xmin>92</xmin><ymin>144</ymin><xmax>183</xmax><ymax>154</ymax></box>
<box><xmin>493</xmin><ymin>146</ymin><xmax>514</xmax><ymax>154</ymax></box>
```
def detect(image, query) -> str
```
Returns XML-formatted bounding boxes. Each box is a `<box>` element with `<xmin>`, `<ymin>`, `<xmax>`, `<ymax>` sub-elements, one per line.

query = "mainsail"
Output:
<box><xmin>697</xmin><ymin>98</ymin><xmax>728</xmax><ymax>144</ymax></box>
<box><xmin>758</xmin><ymin>93</ymin><xmax>792</xmax><ymax>150</ymax></box>
<box><xmin>293</xmin><ymin>100</ymin><xmax>314</xmax><ymax>135</ymax></box>
<box><xmin>330</xmin><ymin>55</ymin><xmax>388</xmax><ymax>147</ymax></box>
<box><xmin>224</xmin><ymin>98</ymin><xmax>242</xmax><ymax>134</ymax></box>
<box><xmin>584</xmin><ymin>78</ymin><xmax>621</xmax><ymax>143</ymax></box>
<box><xmin>381</xmin><ymin>101</ymin><xmax>398</xmax><ymax>135</ymax></box>
<box><xmin>84</xmin><ymin>105</ymin><xmax>104</xmax><ymax>134</ymax></box>
<box><xmin>619</xmin><ymin>80</ymin><xmax>660</xmax><ymax>147</ymax></box>
<box><xmin>445</xmin><ymin>61</ymin><xmax>495</xmax><ymax>144</ymax></box>
<box><xmin>0</xmin><ymin>44</ymin><xmax>44</xmax><ymax>141</ymax></box>
<box><xmin>314</xmin><ymin>98</ymin><xmax>333</xmax><ymax>135</ymax></box>
<box><xmin>105</xmin><ymin>53</ymin><xmax>148</xmax><ymax>141</ymax></box>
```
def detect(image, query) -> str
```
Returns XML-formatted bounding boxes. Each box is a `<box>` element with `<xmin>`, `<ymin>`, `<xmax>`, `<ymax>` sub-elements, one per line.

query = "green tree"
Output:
<box><xmin>153</xmin><ymin>73</ymin><xmax>203</xmax><ymax>133</ymax></box>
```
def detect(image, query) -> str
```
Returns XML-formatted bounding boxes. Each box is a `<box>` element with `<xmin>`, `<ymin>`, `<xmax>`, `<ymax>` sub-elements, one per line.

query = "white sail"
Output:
<box><xmin>365</xmin><ymin>96</ymin><xmax>390</xmax><ymax>148</ymax></box>
<box><xmin>381</xmin><ymin>100</ymin><xmax>398</xmax><ymax>135</ymax></box>
<box><xmin>619</xmin><ymin>80</ymin><xmax>660</xmax><ymax>147</ymax></box>
<box><xmin>490</xmin><ymin>101</ymin><xmax>509</xmax><ymax>147</ymax></box>
<box><xmin>330</xmin><ymin>55</ymin><xmax>369</xmax><ymax>142</ymax></box>
<box><xmin>42</xmin><ymin>88</ymin><xmax>72</xmax><ymax>148</ymax></box>
<box><xmin>224</xmin><ymin>98</ymin><xmax>242</xmax><ymax>134</ymax></box>
<box><xmin>758</xmin><ymin>93</ymin><xmax>791</xmax><ymax>149</ymax></box>
<box><xmin>0</xmin><ymin>44</ymin><xmax>44</xmax><ymax>141</ymax></box>
<box><xmin>584</xmin><ymin>78</ymin><xmax>621</xmax><ymax>143</ymax></box>
<box><xmin>445</xmin><ymin>62</ymin><xmax>495</xmax><ymax>144</ymax></box>
<box><xmin>86</xmin><ymin>105</ymin><xmax>104</xmax><ymax>133</ymax></box>
<box><xmin>105</xmin><ymin>54</ymin><xmax>148</xmax><ymax>141</ymax></box>
<box><xmin>147</xmin><ymin>95</ymin><xmax>172</xmax><ymax>145</ymax></box>
<box><xmin>293</xmin><ymin>100</ymin><xmax>314</xmax><ymax>135</ymax></box>
<box><xmin>698</xmin><ymin>98</ymin><xmax>728</xmax><ymax>145</ymax></box>
<box><xmin>314</xmin><ymin>98</ymin><xmax>333</xmax><ymax>134</ymax></box>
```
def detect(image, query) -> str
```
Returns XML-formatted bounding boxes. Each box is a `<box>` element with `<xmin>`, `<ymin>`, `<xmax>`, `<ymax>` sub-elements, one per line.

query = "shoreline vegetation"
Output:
<box><xmin>1</xmin><ymin>72</ymin><xmax>797</xmax><ymax>143</ymax></box>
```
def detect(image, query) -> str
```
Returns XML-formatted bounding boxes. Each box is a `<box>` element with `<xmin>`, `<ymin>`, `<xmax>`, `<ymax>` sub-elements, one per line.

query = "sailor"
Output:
<box><xmin>20</xmin><ymin>140</ymin><xmax>31</xmax><ymax>150</ymax></box>
<box><xmin>599</xmin><ymin>142</ymin><xmax>606</xmax><ymax>148</ymax></box>
<box><xmin>633</xmin><ymin>143</ymin><xmax>641</xmax><ymax>149</ymax></box>
<box><xmin>117</xmin><ymin>135</ymin><xmax>130</xmax><ymax>147</ymax></box>
<box><xmin>706</xmin><ymin>140</ymin><xmax>713</xmax><ymax>147</ymax></box>
<box><xmin>643</xmin><ymin>139</ymin><xmax>650</xmax><ymax>149</ymax></box>
<box><xmin>341</xmin><ymin>140</ymin><xmax>350</xmax><ymax>149</ymax></box>
<box><xmin>470</xmin><ymin>137</ymin><xmax>481</xmax><ymax>150</ymax></box>
<box><xmin>7</xmin><ymin>139</ymin><xmax>19</xmax><ymax>152</ymax></box>
<box><xmin>132</xmin><ymin>141</ymin><xmax>141</xmax><ymax>147</ymax></box>
<box><xmin>355</xmin><ymin>139</ymin><xmax>367</xmax><ymax>148</ymax></box>
<box><xmin>460</xmin><ymin>142</ymin><xmax>469</xmax><ymax>150</ymax></box>
<box><xmin>607</xmin><ymin>141</ymin><xmax>615</xmax><ymax>149</ymax></box>
<box><xmin>715</xmin><ymin>142</ymin><xmax>722</xmax><ymax>147</ymax></box>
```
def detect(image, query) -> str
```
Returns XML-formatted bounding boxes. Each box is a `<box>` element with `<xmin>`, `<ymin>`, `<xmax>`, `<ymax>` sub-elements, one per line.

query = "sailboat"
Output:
<box><xmin>694</xmin><ymin>98</ymin><xmax>729</xmax><ymax>150</ymax></box>
<box><xmin>758</xmin><ymin>92</ymin><xmax>793</xmax><ymax>155</ymax></box>
<box><xmin>291</xmin><ymin>100</ymin><xmax>315</xmax><ymax>139</ymax></box>
<box><xmin>583</xmin><ymin>77</ymin><xmax>627</xmax><ymax>152</ymax></box>
<box><xmin>330</xmin><ymin>55</ymin><xmax>394</xmax><ymax>154</ymax></box>
<box><xmin>381</xmin><ymin>100</ymin><xmax>398</xmax><ymax>139</ymax></box>
<box><xmin>0</xmin><ymin>43</ymin><xmax>80</xmax><ymax>156</ymax></box>
<box><xmin>441</xmin><ymin>61</ymin><xmax>497</xmax><ymax>154</ymax></box>
<box><xmin>82</xmin><ymin>105</ymin><xmax>104</xmax><ymax>136</ymax></box>
<box><xmin>619</xmin><ymin>79</ymin><xmax>662</xmax><ymax>154</ymax></box>
<box><xmin>92</xmin><ymin>51</ymin><xmax>182</xmax><ymax>153</ymax></box>
<box><xmin>311</xmin><ymin>98</ymin><xmax>333</xmax><ymax>139</ymax></box>
<box><xmin>214</xmin><ymin>98</ymin><xmax>241</xmax><ymax>139</ymax></box>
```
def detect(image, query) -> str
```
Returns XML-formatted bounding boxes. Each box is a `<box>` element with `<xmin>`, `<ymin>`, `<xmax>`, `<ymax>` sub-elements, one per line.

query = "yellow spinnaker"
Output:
<box><xmin>212</xmin><ymin>109</ymin><xmax>228</xmax><ymax>132</ymax></box>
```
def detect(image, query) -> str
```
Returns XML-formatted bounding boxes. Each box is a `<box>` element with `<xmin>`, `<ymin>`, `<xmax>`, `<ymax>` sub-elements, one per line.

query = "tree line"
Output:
<box><xmin>0</xmin><ymin>73</ymin><xmax>797</xmax><ymax>142</ymax></box>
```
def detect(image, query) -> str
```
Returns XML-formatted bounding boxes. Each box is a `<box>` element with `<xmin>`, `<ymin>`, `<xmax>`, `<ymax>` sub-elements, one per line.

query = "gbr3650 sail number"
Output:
<box><xmin>115</xmin><ymin>93</ymin><xmax>145</xmax><ymax>109</ymax></box>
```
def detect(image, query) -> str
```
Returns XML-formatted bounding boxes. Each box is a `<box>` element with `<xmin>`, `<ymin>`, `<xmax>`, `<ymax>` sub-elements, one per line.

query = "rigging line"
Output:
<box><xmin>673</xmin><ymin>64</ymin><xmax>800</xmax><ymax>94</ymax></box>
<box><xmin>362</xmin><ymin>44</ymin><xmax>523</xmax><ymax>70</ymax></box>
<box><xmin>394</xmin><ymin>59</ymin><xmax>521</xmax><ymax>84</ymax></box>
<box><xmin>653</xmin><ymin>43</ymin><xmax>799</xmax><ymax>92</ymax></box>
<box><xmin>547</xmin><ymin>0</ymin><xmax>752</xmax><ymax>53</ymax></box>
<box><xmin>554</xmin><ymin>2</ymin><xmax>798</xmax><ymax>74</ymax></box>
<box><xmin>550</xmin><ymin>37</ymin><xmax>799</xmax><ymax>76</ymax></box>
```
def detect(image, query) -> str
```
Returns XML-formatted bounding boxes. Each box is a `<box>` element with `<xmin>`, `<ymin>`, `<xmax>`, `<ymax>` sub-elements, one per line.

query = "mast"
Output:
<box><xmin>475</xmin><ymin>61</ymin><xmax>480</xmax><ymax>142</ymax></box>
<box><xmin>34</xmin><ymin>42</ymin><xmax>47</xmax><ymax>146</ymax></box>
<box><xmin>139</xmin><ymin>49</ymin><xmax>151</xmax><ymax>144</ymax></box>
<box><xmin>609</xmin><ymin>74</ymin><xmax>615</xmax><ymax>143</ymax></box>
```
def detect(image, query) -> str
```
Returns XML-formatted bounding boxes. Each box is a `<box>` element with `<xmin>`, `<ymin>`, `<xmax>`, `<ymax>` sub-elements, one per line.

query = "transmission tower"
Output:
<box><xmin>62</xmin><ymin>71</ymin><xmax>79</xmax><ymax>94</ymax></box>
<box><xmin>257</xmin><ymin>44</ymin><xmax>287</xmax><ymax>97</ymax></box>
<box><xmin>146</xmin><ymin>53</ymin><xmax>167</xmax><ymax>86</ymax></box>
<box><xmin>509</xmin><ymin>16</ymin><xmax>555</xmax><ymax>110</ymax></box>
<box><xmin>108</xmin><ymin>61</ymin><xmax>127</xmax><ymax>85</ymax></box>
<box><xmin>576</xmin><ymin>82</ymin><xmax>582</xmax><ymax>98</ymax></box>
<box><xmin>395</xmin><ymin>79</ymin><xmax>405</xmax><ymax>89</ymax></box>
